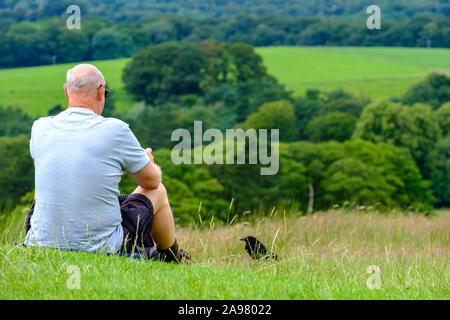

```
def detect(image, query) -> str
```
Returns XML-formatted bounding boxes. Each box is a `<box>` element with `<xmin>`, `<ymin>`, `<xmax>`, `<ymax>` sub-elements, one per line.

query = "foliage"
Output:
<box><xmin>425</xmin><ymin>136</ymin><xmax>450</xmax><ymax>207</ymax></box>
<box><xmin>435</xmin><ymin>102</ymin><xmax>450</xmax><ymax>136</ymax></box>
<box><xmin>121</xmin><ymin>137</ymin><xmax>435</xmax><ymax>224</ymax></box>
<box><xmin>325</xmin><ymin>89</ymin><xmax>370</xmax><ymax>117</ymax></box>
<box><xmin>294</xmin><ymin>89</ymin><xmax>370</xmax><ymax>140</ymax></box>
<box><xmin>125</xmin><ymin>102</ymin><xmax>220</xmax><ymax>150</ymax></box>
<box><xmin>47</xmin><ymin>105</ymin><xmax>63</xmax><ymax>116</ymax></box>
<box><xmin>243</xmin><ymin>101</ymin><xmax>299</xmax><ymax>142</ymax></box>
<box><xmin>204</xmin><ymin>80</ymin><xmax>290</xmax><ymax>122</ymax></box>
<box><xmin>305</xmin><ymin>112</ymin><xmax>357</xmax><ymax>142</ymax></box>
<box><xmin>1</xmin><ymin>3</ymin><xmax>449</xmax><ymax>68</ymax></box>
<box><xmin>402</xmin><ymin>73</ymin><xmax>450</xmax><ymax>109</ymax></box>
<box><xmin>0</xmin><ymin>135</ymin><xmax>34</xmax><ymax>208</ymax></box>
<box><xmin>0</xmin><ymin>105</ymin><xmax>34</xmax><ymax>137</ymax></box>
<box><xmin>353</xmin><ymin>100</ymin><xmax>442</xmax><ymax>173</ymax></box>
<box><xmin>280</xmin><ymin>140</ymin><xmax>433</xmax><ymax>212</ymax></box>
<box><xmin>342</xmin><ymin>140</ymin><xmax>434</xmax><ymax>210</ymax></box>
<box><xmin>293</xmin><ymin>90</ymin><xmax>327</xmax><ymax>139</ymax></box>
<box><xmin>92</xmin><ymin>28</ymin><xmax>136</xmax><ymax>61</ymax></box>
<box><xmin>1</xmin><ymin>0</ymin><xmax>447</xmax><ymax>21</ymax></box>
<box><xmin>122</xmin><ymin>41</ymin><xmax>274</xmax><ymax>104</ymax></box>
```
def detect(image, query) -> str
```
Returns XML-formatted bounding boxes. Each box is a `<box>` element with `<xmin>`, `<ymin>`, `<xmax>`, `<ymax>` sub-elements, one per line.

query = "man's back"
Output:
<box><xmin>25</xmin><ymin>107</ymin><xmax>149</xmax><ymax>253</ymax></box>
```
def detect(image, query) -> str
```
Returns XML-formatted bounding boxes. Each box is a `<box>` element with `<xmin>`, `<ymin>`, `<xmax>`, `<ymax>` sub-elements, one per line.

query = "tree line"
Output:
<box><xmin>2</xmin><ymin>0</ymin><xmax>448</xmax><ymax>21</ymax></box>
<box><xmin>1</xmin><ymin>5</ymin><xmax>449</xmax><ymax>68</ymax></box>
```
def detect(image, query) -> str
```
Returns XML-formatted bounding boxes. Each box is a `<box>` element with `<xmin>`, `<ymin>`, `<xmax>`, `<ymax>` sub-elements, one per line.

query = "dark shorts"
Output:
<box><xmin>119</xmin><ymin>193</ymin><xmax>155</xmax><ymax>257</ymax></box>
<box><xmin>25</xmin><ymin>193</ymin><xmax>156</xmax><ymax>258</ymax></box>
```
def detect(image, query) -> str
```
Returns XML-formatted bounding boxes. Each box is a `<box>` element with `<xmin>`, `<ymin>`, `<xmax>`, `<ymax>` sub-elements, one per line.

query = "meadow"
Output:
<box><xmin>0</xmin><ymin>206</ymin><xmax>448</xmax><ymax>299</ymax></box>
<box><xmin>1</xmin><ymin>46</ymin><xmax>449</xmax><ymax>116</ymax></box>
<box><xmin>258</xmin><ymin>46</ymin><xmax>450</xmax><ymax>99</ymax></box>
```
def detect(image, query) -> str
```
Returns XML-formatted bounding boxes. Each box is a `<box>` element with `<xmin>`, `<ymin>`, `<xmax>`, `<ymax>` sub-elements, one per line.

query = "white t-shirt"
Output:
<box><xmin>24</xmin><ymin>107</ymin><xmax>149</xmax><ymax>253</ymax></box>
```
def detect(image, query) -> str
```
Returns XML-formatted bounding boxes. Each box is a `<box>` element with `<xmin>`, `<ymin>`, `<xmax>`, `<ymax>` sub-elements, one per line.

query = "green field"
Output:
<box><xmin>258</xmin><ymin>46</ymin><xmax>450</xmax><ymax>99</ymax></box>
<box><xmin>0</xmin><ymin>46</ymin><xmax>449</xmax><ymax>116</ymax></box>
<box><xmin>0</xmin><ymin>207</ymin><xmax>448</xmax><ymax>299</ymax></box>
<box><xmin>0</xmin><ymin>58</ymin><xmax>132</xmax><ymax>117</ymax></box>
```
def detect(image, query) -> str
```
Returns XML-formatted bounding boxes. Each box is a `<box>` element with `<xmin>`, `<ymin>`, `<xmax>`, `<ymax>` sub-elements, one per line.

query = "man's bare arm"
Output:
<box><xmin>128</xmin><ymin>148</ymin><xmax>162</xmax><ymax>190</ymax></box>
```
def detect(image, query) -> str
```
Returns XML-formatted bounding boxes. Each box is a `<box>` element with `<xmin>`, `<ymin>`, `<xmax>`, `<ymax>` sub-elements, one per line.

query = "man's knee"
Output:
<box><xmin>135</xmin><ymin>183</ymin><xmax>169</xmax><ymax>213</ymax></box>
<box><xmin>156</xmin><ymin>183</ymin><xmax>168</xmax><ymax>204</ymax></box>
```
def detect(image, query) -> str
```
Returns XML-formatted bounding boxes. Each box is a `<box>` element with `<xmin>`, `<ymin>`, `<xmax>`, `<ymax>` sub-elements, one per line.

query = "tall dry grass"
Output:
<box><xmin>177</xmin><ymin>210</ymin><xmax>449</xmax><ymax>267</ymax></box>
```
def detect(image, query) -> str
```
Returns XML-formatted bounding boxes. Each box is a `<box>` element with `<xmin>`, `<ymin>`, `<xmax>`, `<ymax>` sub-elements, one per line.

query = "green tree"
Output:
<box><xmin>123</xmin><ymin>41</ymin><xmax>275</xmax><ymax>104</ymax></box>
<box><xmin>418</xmin><ymin>22</ymin><xmax>438</xmax><ymax>47</ymax></box>
<box><xmin>198</xmin><ymin>40</ymin><xmax>231</xmax><ymax>92</ymax></box>
<box><xmin>125</xmin><ymin>103</ymin><xmax>184</xmax><ymax>150</ymax></box>
<box><xmin>353</xmin><ymin>100</ymin><xmax>441</xmax><ymax>173</ymax></box>
<box><xmin>243</xmin><ymin>101</ymin><xmax>299</xmax><ymax>142</ymax></box>
<box><xmin>402</xmin><ymin>73</ymin><xmax>450</xmax><ymax>109</ymax></box>
<box><xmin>319</xmin><ymin>140</ymin><xmax>434</xmax><ymax>211</ymax></box>
<box><xmin>207</xmin><ymin>143</ymin><xmax>279</xmax><ymax>214</ymax></box>
<box><xmin>123</xmin><ymin>42</ymin><xmax>204</xmax><ymax>103</ymax></box>
<box><xmin>279</xmin><ymin>142</ymin><xmax>323</xmax><ymax>213</ymax></box>
<box><xmin>321</xmin><ymin>157</ymin><xmax>395</xmax><ymax>207</ymax></box>
<box><xmin>344</xmin><ymin>140</ymin><xmax>434</xmax><ymax>210</ymax></box>
<box><xmin>92</xmin><ymin>28</ymin><xmax>136</xmax><ymax>60</ymax></box>
<box><xmin>325</xmin><ymin>89</ymin><xmax>370</xmax><ymax>117</ymax></box>
<box><xmin>2</xmin><ymin>22</ymin><xmax>53</xmax><ymax>67</ymax></box>
<box><xmin>226</xmin><ymin>42</ymin><xmax>276</xmax><ymax>83</ymax></box>
<box><xmin>293</xmin><ymin>90</ymin><xmax>327</xmax><ymax>139</ymax></box>
<box><xmin>47</xmin><ymin>105</ymin><xmax>63</xmax><ymax>116</ymax></box>
<box><xmin>0</xmin><ymin>135</ymin><xmax>34</xmax><ymax>208</ymax></box>
<box><xmin>102</xmin><ymin>85</ymin><xmax>116</xmax><ymax>118</ymax></box>
<box><xmin>0</xmin><ymin>105</ymin><xmax>34</xmax><ymax>137</ymax></box>
<box><xmin>55</xmin><ymin>28</ymin><xmax>89</xmax><ymax>63</ymax></box>
<box><xmin>143</xmin><ymin>19</ymin><xmax>177</xmax><ymax>43</ymax></box>
<box><xmin>305</xmin><ymin>111</ymin><xmax>357</xmax><ymax>142</ymax></box>
<box><xmin>435</xmin><ymin>102</ymin><xmax>450</xmax><ymax>136</ymax></box>
<box><xmin>281</xmin><ymin>140</ymin><xmax>432</xmax><ymax>212</ymax></box>
<box><xmin>425</xmin><ymin>136</ymin><xmax>450</xmax><ymax>207</ymax></box>
<box><xmin>205</xmin><ymin>80</ymin><xmax>291</xmax><ymax>122</ymax></box>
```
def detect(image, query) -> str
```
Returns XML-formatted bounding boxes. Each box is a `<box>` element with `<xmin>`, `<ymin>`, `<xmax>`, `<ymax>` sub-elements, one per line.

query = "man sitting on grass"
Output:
<box><xmin>24</xmin><ymin>64</ymin><xmax>184</xmax><ymax>263</ymax></box>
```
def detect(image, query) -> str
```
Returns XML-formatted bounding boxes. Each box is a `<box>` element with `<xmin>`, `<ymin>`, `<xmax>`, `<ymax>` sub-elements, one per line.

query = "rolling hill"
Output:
<box><xmin>0</xmin><ymin>46</ymin><xmax>449</xmax><ymax>116</ymax></box>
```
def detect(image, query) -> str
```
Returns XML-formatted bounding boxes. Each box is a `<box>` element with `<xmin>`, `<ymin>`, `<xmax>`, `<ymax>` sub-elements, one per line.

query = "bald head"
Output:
<box><xmin>66</xmin><ymin>64</ymin><xmax>105</xmax><ymax>97</ymax></box>
<box><xmin>64</xmin><ymin>64</ymin><xmax>106</xmax><ymax>115</ymax></box>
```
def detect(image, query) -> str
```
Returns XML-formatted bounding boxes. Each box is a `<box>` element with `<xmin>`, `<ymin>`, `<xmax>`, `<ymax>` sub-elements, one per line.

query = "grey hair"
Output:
<box><xmin>66</xmin><ymin>64</ymin><xmax>105</xmax><ymax>96</ymax></box>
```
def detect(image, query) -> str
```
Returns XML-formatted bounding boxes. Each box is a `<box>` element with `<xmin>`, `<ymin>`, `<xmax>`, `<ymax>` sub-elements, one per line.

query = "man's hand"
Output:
<box><xmin>128</xmin><ymin>147</ymin><xmax>162</xmax><ymax>190</ymax></box>
<box><xmin>144</xmin><ymin>147</ymin><xmax>161</xmax><ymax>182</ymax></box>
<box><xmin>144</xmin><ymin>148</ymin><xmax>154</xmax><ymax>164</ymax></box>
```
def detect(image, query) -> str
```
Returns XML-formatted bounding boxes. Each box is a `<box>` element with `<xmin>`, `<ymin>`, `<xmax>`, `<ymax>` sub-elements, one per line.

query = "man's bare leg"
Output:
<box><xmin>132</xmin><ymin>183</ymin><xmax>176</xmax><ymax>250</ymax></box>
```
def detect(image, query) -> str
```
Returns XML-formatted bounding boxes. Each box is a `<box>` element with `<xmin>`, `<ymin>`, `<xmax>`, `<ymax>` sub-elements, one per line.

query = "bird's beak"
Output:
<box><xmin>239</xmin><ymin>238</ymin><xmax>245</xmax><ymax>241</ymax></box>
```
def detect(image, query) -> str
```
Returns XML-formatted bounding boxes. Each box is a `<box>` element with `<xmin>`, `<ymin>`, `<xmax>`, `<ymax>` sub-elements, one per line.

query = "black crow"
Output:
<box><xmin>240</xmin><ymin>236</ymin><xmax>278</xmax><ymax>260</ymax></box>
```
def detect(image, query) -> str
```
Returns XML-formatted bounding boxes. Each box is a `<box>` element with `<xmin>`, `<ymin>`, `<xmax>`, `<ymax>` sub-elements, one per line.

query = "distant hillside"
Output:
<box><xmin>1</xmin><ymin>46</ymin><xmax>448</xmax><ymax>116</ymax></box>
<box><xmin>1</xmin><ymin>0</ymin><xmax>448</xmax><ymax>21</ymax></box>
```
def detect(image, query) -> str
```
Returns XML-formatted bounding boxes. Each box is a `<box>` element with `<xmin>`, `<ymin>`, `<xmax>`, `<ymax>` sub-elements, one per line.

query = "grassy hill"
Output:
<box><xmin>258</xmin><ymin>46</ymin><xmax>450</xmax><ymax>99</ymax></box>
<box><xmin>0</xmin><ymin>46</ymin><xmax>449</xmax><ymax>117</ymax></box>
<box><xmin>0</xmin><ymin>58</ymin><xmax>132</xmax><ymax>117</ymax></box>
<box><xmin>0</xmin><ymin>208</ymin><xmax>448</xmax><ymax>299</ymax></box>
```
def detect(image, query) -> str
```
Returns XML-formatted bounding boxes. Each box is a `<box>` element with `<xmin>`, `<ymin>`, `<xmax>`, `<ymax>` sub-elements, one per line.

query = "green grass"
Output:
<box><xmin>0</xmin><ymin>46</ymin><xmax>449</xmax><ymax>116</ymax></box>
<box><xmin>257</xmin><ymin>46</ymin><xmax>450</xmax><ymax>100</ymax></box>
<box><xmin>0</xmin><ymin>207</ymin><xmax>448</xmax><ymax>299</ymax></box>
<box><xmin>0</xmin><ymin>58</ymin><xmax>132</xmax><ymax>117</ymax></box>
